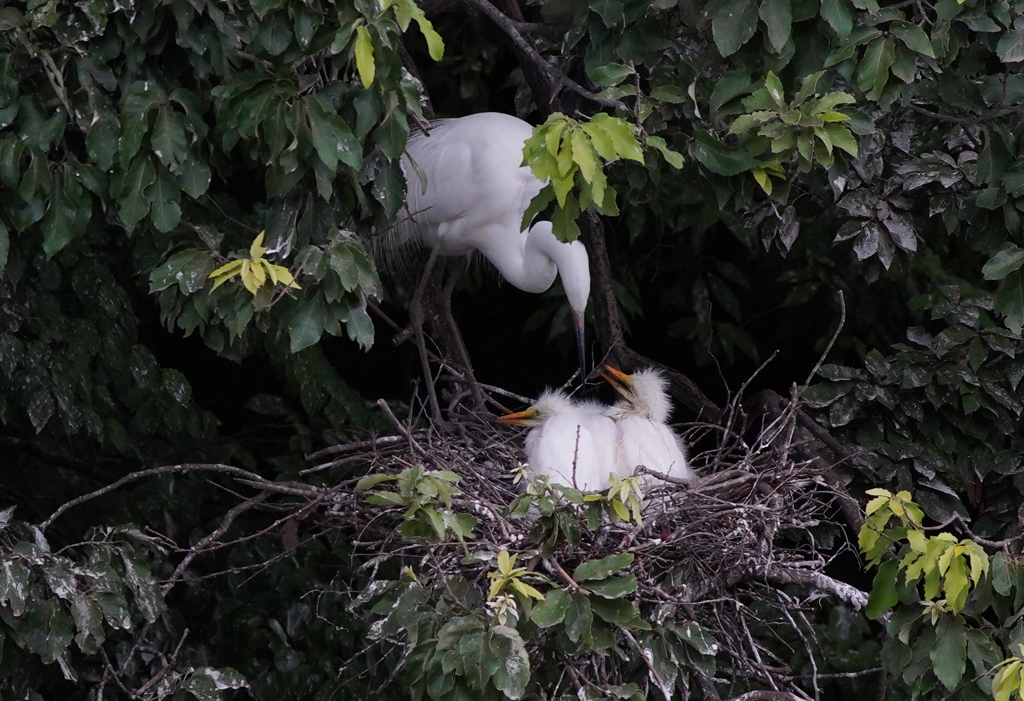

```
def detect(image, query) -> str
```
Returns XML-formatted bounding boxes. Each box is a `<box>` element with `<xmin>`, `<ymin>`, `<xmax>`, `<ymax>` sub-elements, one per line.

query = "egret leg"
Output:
<box><xmin>408</xmin><ymin>240</ymin><xmax>446</xmax><ymax>425</ymax></box>
<box><xmin>438</xmin><ymin>258</ymin><xmax>488</xmax><ymax>414</ymax></box>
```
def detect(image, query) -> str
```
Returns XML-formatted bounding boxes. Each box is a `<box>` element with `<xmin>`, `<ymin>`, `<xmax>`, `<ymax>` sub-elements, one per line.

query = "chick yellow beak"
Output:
<box><xmin>599</xmin><ymin>365</ymin><xmax>634</xmax><ymax>399</ymax></box>
<box><xmin>495</xmin><ymin>407</ymin><xmax>542</xmax><ymax>427</ymax></box>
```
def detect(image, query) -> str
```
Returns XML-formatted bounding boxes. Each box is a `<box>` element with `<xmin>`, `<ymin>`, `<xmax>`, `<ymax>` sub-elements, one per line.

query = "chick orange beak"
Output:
<box><xmin>599</xmin><ymin>365</ymin><xmax>633</xmax><ymax>396</ymax></box>
<box><xmin>495</xmin><ymin>407</ymin><xmax>541</xmax><ymax>427</ymax></box>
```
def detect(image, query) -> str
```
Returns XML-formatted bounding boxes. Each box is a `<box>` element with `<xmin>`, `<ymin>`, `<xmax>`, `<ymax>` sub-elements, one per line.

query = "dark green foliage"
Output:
<box><xmin>1</xmin><ymin>0</ymin><xmax>1024</xmax><ymax>697</ymax></box>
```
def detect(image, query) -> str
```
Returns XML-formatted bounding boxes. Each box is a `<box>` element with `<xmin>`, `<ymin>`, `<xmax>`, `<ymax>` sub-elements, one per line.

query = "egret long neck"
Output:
<box><xmin>474</xmin><ymin>224</ymin><xmax>557</xmax><ymax>294</ymax></box>
<box><xmin>526</xmin><ymin>223</ymin><xmax>591</xmax><ymax>316</ymax></box>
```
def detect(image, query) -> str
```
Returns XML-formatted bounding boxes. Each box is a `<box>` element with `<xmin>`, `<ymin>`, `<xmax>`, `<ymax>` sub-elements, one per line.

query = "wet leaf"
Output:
<box><xmin>573</xmin><ymin>553</ymin><xmax>634</xmax><ymax>581</ymax></box>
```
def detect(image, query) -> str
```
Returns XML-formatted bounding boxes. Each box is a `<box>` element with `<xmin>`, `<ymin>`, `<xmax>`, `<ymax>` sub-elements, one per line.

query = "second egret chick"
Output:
<box><xmin>496</xmin><ymin>390</ymin><xmax>618</xmax><ymax>492</ymax></box>
<box><xmin>600</xmin><ymin>365</ymin><xmax>694</xmax><ymax>485</ymax></box>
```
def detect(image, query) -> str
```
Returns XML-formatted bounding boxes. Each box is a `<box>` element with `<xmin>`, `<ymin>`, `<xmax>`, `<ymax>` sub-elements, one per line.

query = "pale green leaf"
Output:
<box><xmin>354</xmin><ymin>26</ymin><xmax>375</xmax><ymax>88</ymax></box>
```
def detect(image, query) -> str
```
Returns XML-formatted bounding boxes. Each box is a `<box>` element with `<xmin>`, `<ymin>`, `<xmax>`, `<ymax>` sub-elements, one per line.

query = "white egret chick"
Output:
<box><xmin>496</xmin><ymin>390</ymin><xmax>618</xmax><ymax>491</ymax></box>
<box><xmin>600</xmin><ymin>365</ymin><xmax>694</xmax><ymax>485</ymax></box>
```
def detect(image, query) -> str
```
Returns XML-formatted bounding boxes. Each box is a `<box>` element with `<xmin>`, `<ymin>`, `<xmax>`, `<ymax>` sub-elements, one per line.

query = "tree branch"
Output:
<box><xmin>162</xmin><ymin>492</ymin><xmax>270</xmax><ymax>593</ymax></box>
<box><xmin>764</xmin><ymin>565</ymin><xmax>869</xmax><ymax>611</ymax></box>
<box><xmin>459</xmin><ymin>0</ymin><xmax>625</xmax><ymax>112</ymax></box>
<box><xmin>40</xmin><ymin>463</ymin><xmax>269</xmax><ymax>532</ymax></box>
<box><xmin>726</xmin><ymin>692</ymin><xmax>804</xmax><ymax>701</ymax></box>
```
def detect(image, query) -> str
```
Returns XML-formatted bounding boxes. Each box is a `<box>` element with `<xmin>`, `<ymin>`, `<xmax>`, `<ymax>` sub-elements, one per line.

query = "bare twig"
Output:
<box><xmin>162</xmin><ymin>492</ymin><xmax>271</xmax><ymax>594</ymax></box>
<box><xmin>40</xmin><ymin>463</ymin><xmax>268</xmax><ymax>532</ymax></box>
<box><xmin>801</xmin><ymin>291</ymin><xmax>846</xmax><ymax>391</ymax></box>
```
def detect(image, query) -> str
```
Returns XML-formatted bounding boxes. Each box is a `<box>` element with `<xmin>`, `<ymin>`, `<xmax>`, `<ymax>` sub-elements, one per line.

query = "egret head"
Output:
<box><xmin>495</xmin><ymin>389</ymin><xmax>574</xmax><ymax>427</ymax></box>
<box><xmin>599</xmin><ymin>365</ymin><xmax>673</xmax><ymax>424</ymax></box>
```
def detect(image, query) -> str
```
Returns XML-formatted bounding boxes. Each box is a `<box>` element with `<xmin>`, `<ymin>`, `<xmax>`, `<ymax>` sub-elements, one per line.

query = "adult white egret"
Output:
<box><xmin>600</xmin><ymin>365</ymin><xmax>694</xmax><ymax>485</ymax></box>
<box><xmin>496</xmin><ymin>389</ymin><xmax>617</xmax><ymax>492</ymax></box>
<box><xmin>384</xmin><ymin>112</ymin><xmax>591</xmax><ymax>419</ymax></box>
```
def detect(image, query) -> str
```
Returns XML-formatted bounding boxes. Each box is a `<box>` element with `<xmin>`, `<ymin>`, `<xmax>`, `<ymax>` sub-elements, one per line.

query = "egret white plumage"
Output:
<box><xmin>600</xmin><ymin>365</ymin><xmax>694</xmax><ymax>485</ymax></box>
<box><xmin>385</xmin><ymin>112</ymin><xmax>591</xmax><ymax>419</ymax></box>
<box><xmin>496</xmin><ymin>389</ymin><xmax>617</xmax><ymax>492</ymax></box>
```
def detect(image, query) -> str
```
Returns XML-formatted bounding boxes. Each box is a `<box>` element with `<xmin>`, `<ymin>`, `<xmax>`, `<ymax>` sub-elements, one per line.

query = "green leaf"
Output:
<box><xmin>550</xmin><ymin>196</ymin><xmax>580</xmax><ymax>243</ymax></box>
<box><xmin>413</xmin><ymin>11</ymin><xmax>445</xmax><ymax>61</ymax></box>
<box><xmin>587</xmin><ymin>113</ymin><xmax>644</xmax><ymax>163</ymax></box>
<box><xmin>84</xmin><ymin>105</ymin><xmax>120</xmax><ymax>172</ymax></box>
<box><xmin>590</xmin><ymin>63</ymin><xmax>633</xmax><ymax>88</ymax></box>
<box><xmin>177</xmin><ymin>156</ymin><xmax>211</xmax><ymax>198</ymax></box>
<box><xmin>997</xmin><ymin>28</ymin><xmax>1024</xmax><ymax>63</ymax></box>
<box><xmin>669</xmin><ymin>621</ymin><xmax>719</xmax><ymax>655</ymax></box>
<box><xmin>564</xmin><ymin>593</ymin><xmax>593</xmax><ymax>643</ymax></box>
<box><xmin>345</xmin><ymin>304</ymin><xmax>374</xmax><ymax>351</ymax></box>
<box><xmin>374</xmin><ymin>110</ymin><xmax>409</xmax><ymax>160</ymax></box>
<box><xmin>710</xmin><ymin>70</ymin><xmax>753</xmax><ymax>112</ymax></box>
<box><xmin>354</xmin><ymin>473</ymin><xmax>397</xmax><ymax>491</ymax></box>
<box><xmin>758</xmin><ymin>0</ymin><xmax>792</xmax><ymax>53</ymax></box>
<box><xmin>585</xmin><ymin>575</ymin><xmax>637</xmax><ymax>599</ymax></box>
<box><xmin>289</xmin><ymin>296</ymin><xmax>328</xmax><ymax>352</ymax></box>
<box><xmin>996</xmin><ymin>269</ymin><xmax>1024</xmax><ymax>335</ymax></box>
<box><xmin>713</xmin><ymin>0</ymin><xmax>759</xmax><ymax>57</ymax></box>
<box><xmin>856</xmin><ymin>37</ymin><xmax>896</xmax><ymax>100</ymax></box>
<box><xmin>354</xmin><ymin>25</ymin><xmax>375</xmax><ymax>88</ymax></box>
<box><xmin>489</xmin><ymin>626</ymin><xmax>530</xmax><ymax>699</ymax></box>
<box><xmin>889</xmin><ymin>21</ymin><xmax>936</xmax><ymax>58</ymax></box>
<box><xmin>944</xmin><ymin>553</ymin><xmax>970</xmax><ymax>613</ymax></box>
<box><xmin>119</xmin><ymin>550</ymin><xmax>165</xmax><ymax>622</ymax></box>
<box><xmin>145</xmin><ymin>167</ymin><xmax>182</xmax><ymax>233</ymax></box>
<box><xmin>307</xmin><ymin>95</ymin><xmax>362</xmax><ymax>172</ymax></box>
<box><xmin>573</xmin><ymin>553</ymin><xmax>634</xmax><ymax>581</ymax></box>
<box><xmin>151</xmin><ymin>107</ymin><xmax>188</xmax><ymax>171</ymax></box>
<box><xmin>646</xmin><ymin>135</ymin><xmax>685</xmax><ymax>168</ymax></box>
<box><xmin>119</xmin><ymin>85</ymin><xmax>161</xmax><ymax>166</ymax></box>
<box><xmin>983</xmin><ymin>244</ymin><xmax>1024</xmax><ymax>280</ymax></box>
<box><xmin>570</xmin><ymin>129</ymin><xmax>598</xmax><ymax>183</ymax></box>
<box><xmin>690</xmin><ymin>130</ymin><xmax>758</xmax><ymax>175</ymax></box>
<box><xmin>930</xmin><ymin>615</ymin><xmax>966</xmax><ymax>689</ymax></box>
<box><xmin>589</xmin><ymin>597</ymin><xmax>649</xmax><ymax>628</ymax></box>
<box><xmin>531</xmin><ymin>589</ymin><xmax>571</xmax><ymax>627</ymax></box>
<box><xmin>648</xmin><ymin>85</ymin><xmax>687</xmax><ymax>104</ymax></box>
<box><xmin>993</xmin><ymin>660</ymin><xmax>1022</xmax><ymax>701</ymax></box>
<box><xmin>149</xmin><ymin>250</ymin><xmax>215</xmax><ymax>294</ymax></box>
<box><xmin>823</xmin><ymin>123</ymin><xmax>858</xmax><ymax>157</ymax></box>
<box><xmin>993</xmin><ymin>552</ymin><xmax>1013</xmax><ymax>595</ymax></box>
<box><xmin>116</xmin><ymin>157</ymin><xmax>156</xmax><ymax>232</ymax></box>
<box><xmin>865</xmin><ymin>559</ymin><xmax>899</xmax><ymax>618</ymax></box>
<box><xmin>820</xmin><ymin>0</ymin><xmax>853</xmax><ymax>38</ymax></box>
<box><xmin>42</xmin><ymin>173</ymin><xmax>78</xmax><ymax>256</ymax></box>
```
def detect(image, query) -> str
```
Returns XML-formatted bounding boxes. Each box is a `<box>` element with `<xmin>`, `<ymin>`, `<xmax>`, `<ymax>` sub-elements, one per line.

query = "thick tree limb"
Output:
<box><xmin>460</xmin><ymin>0</ymin><xmax>625</xmax><ymax>112</ymax></box>
<box><xmin>763</xmin><ymin>565</ymin><xmax>869</xmax><ymax>611</ymax></box>
<box><xmin>580</xmin><ymin>210</ymin><xmax>724</xmax><ymax>421</ymax></box>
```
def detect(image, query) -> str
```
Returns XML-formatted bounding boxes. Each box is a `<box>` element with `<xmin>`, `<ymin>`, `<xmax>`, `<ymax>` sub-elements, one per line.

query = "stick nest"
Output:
<box><xmin>307</xmin><ymin>390</ymin><xmax>862</xmax><ymax>696</ymax></box>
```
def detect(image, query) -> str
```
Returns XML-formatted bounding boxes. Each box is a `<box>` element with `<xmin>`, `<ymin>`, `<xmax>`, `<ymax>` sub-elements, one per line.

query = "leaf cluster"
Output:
<box><xmin>356</xmin><ymin>465</ymin><xmax>477</xmax><ymax>544</ymax></box>
<box><xmin>729</xmin><ymin>71</ymin><xmax>859</xmax><ymax>188</ymax></box>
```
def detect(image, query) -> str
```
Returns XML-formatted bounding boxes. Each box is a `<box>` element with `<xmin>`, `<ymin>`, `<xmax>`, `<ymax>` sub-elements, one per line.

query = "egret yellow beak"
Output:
<box><xmin>495</xmin><ymin>407</ymin><xmax>542</xmax><ymax>427</ymax></box>
<box><xmin>599</xmin><ymin>365</ymin><xmax>635</xmax><ymax>399</ymax></box>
